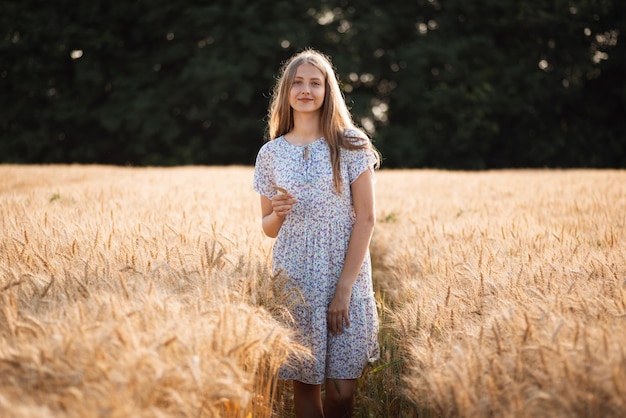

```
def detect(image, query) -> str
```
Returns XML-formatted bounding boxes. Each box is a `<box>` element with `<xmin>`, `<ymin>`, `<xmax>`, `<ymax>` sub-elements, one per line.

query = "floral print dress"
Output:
<box><xmin>253</xmin><ymin>133</ymin><xmax>380</xmax><ymax>384</ymax></box>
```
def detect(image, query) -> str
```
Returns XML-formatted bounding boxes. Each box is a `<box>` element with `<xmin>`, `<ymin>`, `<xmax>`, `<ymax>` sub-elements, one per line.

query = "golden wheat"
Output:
<box><xmin>372</xmin><ymin>169</ymin><xmax>626</xmax><ymax>418</ymax></box>
<box><xmin>0</xmin><ymin>165</ymin><xmax>305</xmax><ymax>418</ymax></box>
<box><xmin>1</xmin><ymin>165</ymin><xmax>624</xmax><ymax>417</ymax></box>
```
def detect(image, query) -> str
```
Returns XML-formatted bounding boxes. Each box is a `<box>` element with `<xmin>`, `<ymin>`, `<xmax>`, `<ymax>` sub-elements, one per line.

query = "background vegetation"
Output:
<box><xmin>2</xmin><ymin>0</ymin><xmax>624</xmax><ymax>168</ymax></box>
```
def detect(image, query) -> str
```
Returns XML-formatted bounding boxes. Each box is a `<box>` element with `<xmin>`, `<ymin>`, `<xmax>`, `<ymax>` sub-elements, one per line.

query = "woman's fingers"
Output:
<box><xmin>272</xmin><ymin>193</ymin><xmax>297</xmax><ymax>217</ymax></box>
<box><xmin>327</xmin><ymin>291</ymin><xmax>351</xmax><ymax>335</ymax></box>
<box><xmin>328</xmin><ymin>310</ymin><xmax>349</xmax><ymax>335</ymax></box>
<box><xmin>336</xmin><ymin>314</ymin><xmax>344</xmax><ymax>334</ymax></box>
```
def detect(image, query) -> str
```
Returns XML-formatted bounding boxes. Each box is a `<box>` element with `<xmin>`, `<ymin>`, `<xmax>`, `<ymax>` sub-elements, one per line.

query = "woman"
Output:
<box><xmin>253</xmin><ymin>48</ymin><xmax>380</xmax><ymax>418</ymax></box>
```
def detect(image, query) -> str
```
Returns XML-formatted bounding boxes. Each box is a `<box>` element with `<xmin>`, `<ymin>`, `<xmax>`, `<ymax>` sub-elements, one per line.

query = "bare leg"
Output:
<box><xmin>323</xmin><ymin>378</ymin><xmax>357</xmax><ymax>418</ymax></box>
<box><xmin>293</xmin><ymin>380</ymin><xmax>324</xmax><ymax>418</ymax></box>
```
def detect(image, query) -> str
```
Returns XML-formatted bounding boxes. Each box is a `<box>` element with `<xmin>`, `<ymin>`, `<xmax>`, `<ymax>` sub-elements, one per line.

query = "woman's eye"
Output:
<box><xmin>293</xmin><ymin>80</ymin><xmax>302</xmax><ymax>85</ymax></box>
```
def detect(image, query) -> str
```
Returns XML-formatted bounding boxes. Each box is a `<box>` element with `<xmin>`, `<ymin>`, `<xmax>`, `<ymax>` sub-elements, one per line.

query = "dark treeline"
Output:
<box><xmin>1</xmin><ymin>0</ymin><xmax>624</xmax><ymax>168</ymax></box>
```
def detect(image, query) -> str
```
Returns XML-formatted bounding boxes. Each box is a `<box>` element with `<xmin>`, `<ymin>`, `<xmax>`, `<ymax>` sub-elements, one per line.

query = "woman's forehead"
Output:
<box><xmin>294</xmin><ymin>62</ymin><xmax>325</xmax><ymax>79</ymax></box>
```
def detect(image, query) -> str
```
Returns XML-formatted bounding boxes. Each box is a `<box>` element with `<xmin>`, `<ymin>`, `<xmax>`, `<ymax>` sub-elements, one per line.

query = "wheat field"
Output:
<box><xmin>1</xmin><ymin>165</ymin><xmax>624</xmax><ymax>417</ymax></box>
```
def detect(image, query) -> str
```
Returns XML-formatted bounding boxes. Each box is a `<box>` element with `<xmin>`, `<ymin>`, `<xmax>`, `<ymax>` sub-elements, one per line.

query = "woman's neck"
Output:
<box><xmin>287</xmin><ymin>113</ymin><xmax>323</xmax><ymax>145</ymax></box>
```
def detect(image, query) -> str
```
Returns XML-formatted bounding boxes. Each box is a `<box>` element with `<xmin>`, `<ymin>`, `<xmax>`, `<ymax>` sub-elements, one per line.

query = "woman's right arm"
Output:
<box><xmin>260</xmin><ymin>193</ymin><xmax>298</xmax><ymax>238</ymax></box>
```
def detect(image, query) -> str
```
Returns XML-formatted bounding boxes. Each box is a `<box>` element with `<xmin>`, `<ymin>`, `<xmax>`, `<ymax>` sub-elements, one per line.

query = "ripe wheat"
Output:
<box><xmin>1</xmin><ymin>165</ymin><xmax>624</xmax><ymax>417</ymax></box>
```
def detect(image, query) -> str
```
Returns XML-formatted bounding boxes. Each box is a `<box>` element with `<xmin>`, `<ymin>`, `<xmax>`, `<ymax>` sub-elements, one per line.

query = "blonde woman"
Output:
<box><xmin>253</xmin><ymin>49</ymin><xmax>380</xmax><ymax>418</ymax></box>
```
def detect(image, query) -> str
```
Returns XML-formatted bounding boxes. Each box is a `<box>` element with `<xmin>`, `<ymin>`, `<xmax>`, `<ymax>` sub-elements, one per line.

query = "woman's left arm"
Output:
<box><xmin>327</xmin><ymin>168</ymin><xmax>376</xmax><ymax>335</ymax></box>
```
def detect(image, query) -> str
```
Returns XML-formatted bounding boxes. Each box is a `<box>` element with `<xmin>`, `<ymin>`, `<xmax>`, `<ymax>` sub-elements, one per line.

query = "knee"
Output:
<box><xmin>327</xmin><ymin>392</ymin><xmax>354</xmax><ymax>410</ymax></box>
<box><xmin>325</xmin><ymin>379</ymin><xmax>356</xmax><ymax>409</ymax></box>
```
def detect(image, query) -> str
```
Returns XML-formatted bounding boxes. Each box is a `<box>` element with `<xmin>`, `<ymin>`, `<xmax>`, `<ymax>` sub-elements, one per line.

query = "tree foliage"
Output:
<box><xmin>1</xmin><ymin>0</ymin><xmax>624</xmax><ymax>167</ymax></box>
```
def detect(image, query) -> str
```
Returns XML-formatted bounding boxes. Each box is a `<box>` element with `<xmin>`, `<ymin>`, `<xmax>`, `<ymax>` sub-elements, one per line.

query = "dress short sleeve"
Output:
<box><xmin>345</xmin><ymin>142</ymin><xmax>378</xmax><ymax>185</ymax></box>
<box><xmin>253</xmin><ymin>144</ymin><xmax>275</xmax><ymax>198</ymax></box>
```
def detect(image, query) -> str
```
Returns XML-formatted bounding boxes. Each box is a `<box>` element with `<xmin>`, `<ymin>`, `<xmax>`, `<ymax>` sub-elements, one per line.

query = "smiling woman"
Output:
<box><xmin>255</xmin><ymin>49</ymin><xmax>381</xmax><ymax>418</ymax></box>
<box><xmin>288</xmin><ymin>63</ymin><xmax>326</xmax><ymax>122</ymax></box>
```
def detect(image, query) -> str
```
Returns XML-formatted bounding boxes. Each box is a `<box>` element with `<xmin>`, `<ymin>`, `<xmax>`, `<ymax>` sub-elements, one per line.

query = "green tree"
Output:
<box><xmin>1</xmin><ymin>0</ymin><xmax>624</xmax><ymax>168</ymax></box>
<box><xmin>332</xmin><ymin>0</ymin><xmax>625</xmax><ymax>168</ymax></box>
<box><xmin>1</xmin><ymin>0</ymin><xmax>314</xmax><ymax>165</ymax></box>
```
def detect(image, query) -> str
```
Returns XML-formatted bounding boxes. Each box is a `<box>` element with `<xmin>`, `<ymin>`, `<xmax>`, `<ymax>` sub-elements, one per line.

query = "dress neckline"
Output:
<box><xmin>280</xmin><ymin>135</ymin><xmax>324</xmax><ymax>148</ymax></box>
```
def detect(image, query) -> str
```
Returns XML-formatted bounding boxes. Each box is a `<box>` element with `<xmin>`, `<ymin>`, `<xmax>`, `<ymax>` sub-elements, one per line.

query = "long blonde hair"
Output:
<box><xmin>267</xmin><ymin>48</ymin><xmax>380</xmax><ymax>192</ymax></box>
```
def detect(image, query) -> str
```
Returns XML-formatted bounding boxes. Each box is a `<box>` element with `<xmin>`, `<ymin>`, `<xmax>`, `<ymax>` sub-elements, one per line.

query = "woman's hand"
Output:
<box><xmin>271</xmin><ymin>192</ymin><xmax>298</xmax><ymax>218</ymax></box>
<box><xmin>327</xmin><ymin>285</ymin><xmax>351</xmax><ymax>335</ymax></box>
<box><xmin>260</xmin><ymin>191</ymin><xmax>297</xmax><ymax>238</ymax></box>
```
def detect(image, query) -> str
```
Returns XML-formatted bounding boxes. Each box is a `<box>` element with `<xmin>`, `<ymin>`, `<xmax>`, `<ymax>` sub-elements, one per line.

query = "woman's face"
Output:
<box><xmin>289</xmin><ymin>63</ymin><xmax>325</xmax><ymax>115</ymax></box>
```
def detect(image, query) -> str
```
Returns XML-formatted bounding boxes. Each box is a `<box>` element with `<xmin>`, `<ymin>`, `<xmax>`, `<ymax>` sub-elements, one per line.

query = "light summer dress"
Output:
<box><xmin>253</xmin><ymin>132</ymin><xmax>380</xmax><ymax>384</ymax></box>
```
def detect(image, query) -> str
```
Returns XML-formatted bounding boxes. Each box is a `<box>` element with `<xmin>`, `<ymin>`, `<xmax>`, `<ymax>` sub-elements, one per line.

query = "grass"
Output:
<box><xmin>1</xmin><ymin>165</ymin><xmax>624</xmax><ymax>417</ymax></box>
